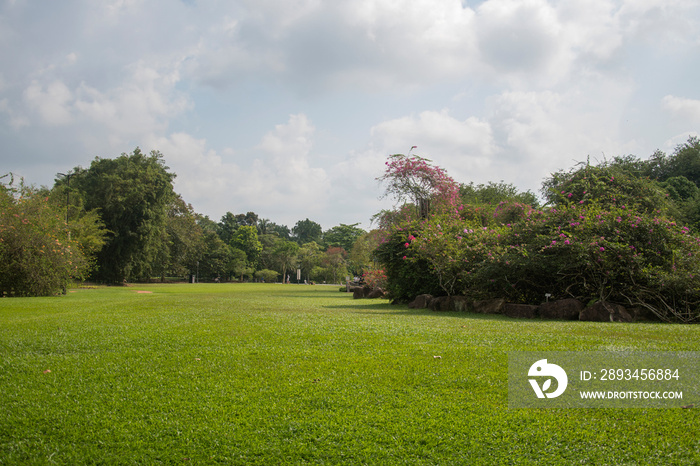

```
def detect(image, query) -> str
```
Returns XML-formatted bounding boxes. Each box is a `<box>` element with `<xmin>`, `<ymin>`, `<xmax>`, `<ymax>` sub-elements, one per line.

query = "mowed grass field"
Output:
<box><xmin>1</xmin><ymin>284</ymin><xmax>699</xmax><ymax>465</ymax></box>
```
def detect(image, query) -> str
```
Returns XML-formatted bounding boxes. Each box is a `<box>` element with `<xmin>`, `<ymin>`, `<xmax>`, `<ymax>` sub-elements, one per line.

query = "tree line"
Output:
<box><xmin>5</xmin><ymin>135</ymin><xmax>700</xmax><ymax>311</ymax></box>
<box><xmin>0</xmin><ymin>148</ymin><xmax>375</xmax><ymax>296</ymax></box>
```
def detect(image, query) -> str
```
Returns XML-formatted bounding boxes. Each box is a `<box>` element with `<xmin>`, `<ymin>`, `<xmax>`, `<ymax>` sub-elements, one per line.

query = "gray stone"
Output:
<box><xmin>408</xmin><ymin>294</ymin><xmax>434</xmax><ymax>309</ymax></box>
<box><xmin>503</xmin><ymin>303</ymin><xmax>539</xmax><ymax>319</ymax></box>
<box><xmin>429</xmin><ymin>296</ymin><xmax>452</xmax><ymax>312</ymax></box>
<box><xmin>579</xmin><ymin>301</ymin><xmax>630</xmax><ymax>322</ymax></box>
<box><xmin>628</xmin><ymin>306</ymin><xmax>660</xmax><ymax>322</ymax></box>
<box><xmin>352</xmin><ymin>285</ymin><xmax>372</xmax><ymax>299</ymax></box>
<box><xmin>472</xmin><ymin>298</ymin><xmax>505</xmax><ymax>314</ymax></box>
<box><xmin>539</xmin><ymin>298</ymin><xmax>583</xmax><ymax>320</ymax></box>
<box><xmin>451</xmin><ymin>296</ymin><xmax>472</xmax><ymax>312</ymax></box>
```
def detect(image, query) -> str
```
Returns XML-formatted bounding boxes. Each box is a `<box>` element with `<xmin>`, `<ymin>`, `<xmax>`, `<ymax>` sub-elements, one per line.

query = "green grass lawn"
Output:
<box><xmin>1</xmin><ymin>283</ymin><xmax>699</xmax><ymax>465</ymax></box>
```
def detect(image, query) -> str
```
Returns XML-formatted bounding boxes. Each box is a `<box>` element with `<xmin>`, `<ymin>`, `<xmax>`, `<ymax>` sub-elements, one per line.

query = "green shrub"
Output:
<box><xmin>0</xmin><ymin>184</ymin><xmax>94</xmax><ymax>296</ymax></box>
<box><xmin>379</xmin><ymin>200</ymin><xmax>700</xmax><ymax>321</ymax></box>
<box><xmin>372</xmin><ymin>223</ymin><xmax>447</xmax><ymax>302</ymax></box>
<box><xmin>254</xmin><ymin>269</ymin><xmax>279</xmax><ymax>283</ymax></box>
<box><xmin>542</xmin><ymin>161</ymin><xmax>673</xmax><ymax>215</ymax></box>
<box><xmin>467</xmin><ymin>203</ymin><xmax>700</xmax><ymax>322</ymax></box>
<box><xmin>373</xmin><ymin>153</ymin><xmax>700</xmax><ymax>321</ymax></box>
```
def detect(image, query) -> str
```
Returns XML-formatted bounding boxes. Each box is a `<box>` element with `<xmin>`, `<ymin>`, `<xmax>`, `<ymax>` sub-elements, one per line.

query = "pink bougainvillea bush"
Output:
<box><xmin>374</xmin><ymin>153</ymin><xmax>700</xmax><ymax>322</ymax></box>
<box><xmin>362</xmin><ymin>268</ymin><xmax>388</xmax><ymax>290</ymax></box>
<box><xmin>467</xmin><ymin>203</ymin><xmax>700</xmax><ymax>322</ymax></box>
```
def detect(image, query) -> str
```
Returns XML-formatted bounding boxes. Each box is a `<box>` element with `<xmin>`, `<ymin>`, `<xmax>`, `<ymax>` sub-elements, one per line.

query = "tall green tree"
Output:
<box><xmin>274</xmin><ymin>240</ymin><xmax>300</xmax><ymax>283</ymax></box>
<box><xmin>236</xmin><ymin>212</ymin><xmax>258</xmax><ymax>227</ymax></box>
<box><xmin>71</xmin><ymin>148</ymin><xmax>176</xmax><ymax>283</ymax></box>
<box><xmin>159</xmin><ymin>195</ymin><xmax>205</xmax><ymax>280</ymax></box>
<box><xmin>665</xmin><ymin>136</ymin><xmax>700</xmax><ymax>185</ymax></box>
<box><xmin>198</xmin><ymin>232</ymin><xmax>234</xmax><ymax>281</ymax></box>
<box><xmin>229</xmin><ymin>248</ymin><xmax>251</xmax><ymax>282</ymax></box>
<box><xmin>460</xmin><ymin>181</ymin><xmax>538</xmax><ymax>207</ymax></box>
<box><xmin>258</xmin><ymin>233</ymin><xmax>283</xmax><ymax>271</ymax></box>
<box><xmin>217</xmin><ymin>212</ymin><xmax>239</xmax><ymax>245</ymax></box>
<box><xmin>292</xmin><ymin>218</ymin><xmax>322</xmax><ymax>245</ymax></box>
<box><xmin>230</xmin><ymin>225</ymin><xmax>263</xmax><ymax>267</ymax></box>
<box><xmin>348</xmin><ymin>230</ymin><xmax>382</xmax><ymax>276</ymax></box>
<box><xmin>269</xmin><ymin>223</ymin><xmax>292</xmax><ymax>239</ymax></box>
<box><xmin>323</xmin><ymin>223</ymin><xmax>366</xmax><ymax>252</ymax></box>
<box><xmin>321</xmin><ymin>246</ymin><xmax>349</xmax><ymax>284</ymax></box>
<box><xmin>297</xmin><ymin>241</ymin><xmax>322</xmax><ymax>282</ymax></box>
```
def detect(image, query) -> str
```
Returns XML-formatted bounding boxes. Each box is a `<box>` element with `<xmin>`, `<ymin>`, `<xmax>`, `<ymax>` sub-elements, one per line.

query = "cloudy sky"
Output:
<box><xmin>2</xmin><ymin>0</ymin><xmax>699</xmax><ymax>229</ymax></box>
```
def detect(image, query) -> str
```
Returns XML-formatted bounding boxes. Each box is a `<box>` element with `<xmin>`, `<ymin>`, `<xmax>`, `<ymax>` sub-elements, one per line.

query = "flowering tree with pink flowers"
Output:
<box><xmin>377</xmin><ymin>149</ymin><xmax>460</xmax><ymax>219</ymax></box>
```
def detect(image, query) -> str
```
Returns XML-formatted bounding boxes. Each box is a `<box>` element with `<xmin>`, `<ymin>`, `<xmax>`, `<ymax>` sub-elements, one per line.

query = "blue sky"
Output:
<box><xmin>1</xmin><ymin>0</ymin><xmax>699</xmax><ymax>229</ymax></box>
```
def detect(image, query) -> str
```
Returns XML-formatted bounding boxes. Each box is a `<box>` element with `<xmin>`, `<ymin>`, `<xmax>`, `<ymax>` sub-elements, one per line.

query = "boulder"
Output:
<box><xmin>628</xmin><ymin>306</ymin><xmax>661</xmax><ymax>322</ymax></box>
<box><xmin>352</xmin><ymin>285</ymin><xmax>372</xmax><ymax>299</ymax></box>
<box><xmin>408</xmin><ymin>294</ymin><xmax>434</xmax><ymax>309</ymax></box>
<box><xmin>367</xmin><ymin>288</ymin><xmax>386</xmax><ymax>299</ymax></box>
<box><xmin>451</xmin><ymin>296</ymin><xmax>472</xmax><ymax>312</ymax></box>
<box><xmin>613</xmin><ymin>306</ymin><xmax>635</xmax><ymax>323</ymax></box>
<box><xmin>503</xmin><ymin>303</ymin><xmax>538</xmax><ymax>319</ymax></box>
<box><xmin>429</xmin><ymin>296</ymin><xmax>452</xmax><ymax>312</ymax></box>
<box><xmin>539</xmin><ymin>298</ymin><xmax>583</xmax><ymax>320</ymax></box>
<box><xmin>472</xmin><ymin>298</ymin><xmax>505</xmax><ymax>314</ymax></box>
<box><xmin>579</xmin><ymin>301</ymin><xmax>631</xmax><ymax>322</ymax></box>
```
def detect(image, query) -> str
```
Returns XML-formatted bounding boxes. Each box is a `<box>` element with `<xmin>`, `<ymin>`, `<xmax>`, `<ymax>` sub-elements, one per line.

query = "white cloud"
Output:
<box><xmin>0</xmin><ymin>98</ymin><xmax>29</xmax><ymax>129</ymax></box>
<box><xmin>3</xmin><ymin>0</ymin><xmax>700</xmax><ymax>229</ymax></box>
<box><xmin>369</xmin><ymin>109</ymin><xmax>496</xmax><ymax>182</ymax></box>
<box><xmin>73</xmin><ymin>60</ymin><xmax>190</xmax><ymax>148</ymax></box>
<box><xmin>363</xmin><ymin>73</ymin><xmax>639</xmax><ymax>197</ymax></box>
<box><xmin>556</xmin><ymin>0</ymin><xmax>623</xmax><ymax>63</ymax></box>
<box><xmin>346</xmin><ymin>0</ymin><xmax>479</xmax><ymax>82</ymax></box>
<box><xmin>252</xmin><ymin>114</ymin><xmax>331</xmax><ymax>216</ymax></box>
<box><xmin>476</xmin><ymin>0</ymin><xmax>563</xmax><ymax>74</ymax></box>
<box><xmin>183</xmin><ymin>0</ymin><xmax>700</xmax><ymax>95</ymax></box>
<box><xmin>662</xmin><ymin>95</ymin><xmax>700</xmax><ymax>123</ymax></box>
<box><xmin>150</xmin><ymin>114</ymin><xmax>333</xmax><ymax>226</ymax></box>
<box><xmin>191</xmin><ymin>0</ymin><xmax>480</xmax><ymax>92</ymax></box>
<box><xmin>482</xmin><ymin>76</ymin><xmax>643</xmax><ymax>191</ymax></box>
<box><xmin>618</xmin><ymin>0</ymin><xmax>700</xmax><ymax>45</ymax></box>
<box><xmin>23</xmin><ymin>80</ymin><xmax>73</xmax><ymax>126</ymax></box>
<box><xmin>147</xmin><ymin>132</ymin><xmax>242</xmax><ymax>209</ymax></box>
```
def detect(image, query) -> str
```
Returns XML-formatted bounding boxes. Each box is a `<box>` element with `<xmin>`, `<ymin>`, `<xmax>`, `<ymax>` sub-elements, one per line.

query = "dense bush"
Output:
<box><xmin>255</xmin><ymin>269</ymin><xmax>279</xmax><ymax>283</ymax></box>
<box><xmin>471</xmin><ymin>203</ymin><xmax>700</xmax><ymax>322</ymax></box>
<box><xmin>375</xmin><ymin>154</ymin><xmax>700</xmax><ymax>322</ymax></box>
<box><xmin>362</xmin><ymin>268</ymin><xmax>388</xmax><ymax>290</ymax></box>
<box><xmin>378</xmin><ymin>202</ymin><xmax>700</xmax><ymax>322</ymax></box>
<box><xmin>542</xmin><ymin>161</ymin><xmax>673</xmax><ymax>215</ymax></box>
<box><xmin>373</xmin><ymin>224</ymin><xmax>446</xmax><ymax>302</ymax></box>
<box><xmin>0</xmin><ymin>181</ymin><xmax>97</xmax><ymax>296</ymax></box>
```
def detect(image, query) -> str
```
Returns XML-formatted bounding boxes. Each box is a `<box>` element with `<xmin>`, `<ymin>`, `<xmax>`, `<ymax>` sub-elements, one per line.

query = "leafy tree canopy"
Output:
<box><xmin>230</xmin><ymin>225</ymin><xmax>263</xmax><ymax>266</ymax></box>
<box><xmin>460</xmin><ymin>181</ymin><xmax>538</xmax><ymax>207</ymax></box>
<box><xmin>323</xmin><ymin>223</ymin><xmax>366</xmax><ymax>252</ymax></box>
<box><xmin>292</xmin><ymin>218</ymin><xmax>322</xmax><ymax>245</ymax></box>
<box><xmin>70</xmin><ymin>147</ymin><xmax>176</xmax><ymax>283</ymax></box>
